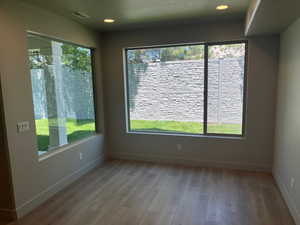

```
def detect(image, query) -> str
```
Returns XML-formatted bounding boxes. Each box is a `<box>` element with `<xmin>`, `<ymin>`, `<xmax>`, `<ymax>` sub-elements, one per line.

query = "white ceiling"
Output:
<box><xmin>20</xmin><ymin>0</ymin><xmax>250</xmax><ymax>31</ymax></box>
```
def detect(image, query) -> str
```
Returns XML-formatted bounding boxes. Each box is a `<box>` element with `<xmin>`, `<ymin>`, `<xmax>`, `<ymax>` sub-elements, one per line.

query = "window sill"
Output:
<box><xmin>38</xmin><ymin>133</ymin><xmax>101</xmax><ymax>162</ymax></box>
<box><xmin>127</xmin><ymin>131</ymin><xmax>245</xmax><ymax>140</ymax></box>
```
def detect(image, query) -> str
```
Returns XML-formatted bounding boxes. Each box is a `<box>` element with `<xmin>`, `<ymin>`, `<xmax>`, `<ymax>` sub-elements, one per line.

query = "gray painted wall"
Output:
<box><xmin>273</xmin><ymin>17</ymin><xmax>300</xmax><ymax>224</ymax></box>
<box><xmin>0</xmin><ymin>0</ymin><xmax>105</xmax><ymax>218</ymax></box>
<box><xmin>101</xmin><ymin>21</ymin><xmax>279</xmax><ymax>171</ymax></box>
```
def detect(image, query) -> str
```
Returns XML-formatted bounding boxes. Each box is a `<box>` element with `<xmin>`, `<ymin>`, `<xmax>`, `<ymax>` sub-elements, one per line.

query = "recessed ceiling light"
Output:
<box><xmin>104</xmin><ymin>18</ymin><xmax>115</xmax><ymax>23</ymax></box>
<box><xmin>216</xmin><ymin>5</ymin><xmax>229</xmax><ymax>10</ymax></box>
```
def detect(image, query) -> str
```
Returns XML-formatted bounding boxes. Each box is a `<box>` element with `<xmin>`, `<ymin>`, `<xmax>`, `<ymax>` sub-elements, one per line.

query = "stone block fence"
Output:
<box><xmin>128</xmin><ymin>57</ymin><xmax>244</xmax><ymax>124</ymax></box>
<box><xmin>31</xmin><ymin>67</ymin><xmax>95</xmax><ymax>120</ymax></box>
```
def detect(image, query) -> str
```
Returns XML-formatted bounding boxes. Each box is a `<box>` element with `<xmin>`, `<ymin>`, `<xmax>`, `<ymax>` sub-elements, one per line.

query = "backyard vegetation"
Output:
<box><xmin>36</xmin><ymin>119</ymin><xmax>95</xmax><ymax>152</ymax></box>
<box><xmin>130</xmin><ymin>120</ymin><xmax>242</xmax><ymax>135</ymax></box>
<box><xmin>36</xmin><ymin>119</ymin><xmax>241</xmax><ymax>152</ymax></box>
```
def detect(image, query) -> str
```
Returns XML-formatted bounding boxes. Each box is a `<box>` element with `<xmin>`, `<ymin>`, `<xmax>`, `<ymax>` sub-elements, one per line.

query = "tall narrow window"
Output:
<box><xmin>27</xmin><ymin>33</ymin><xmax>96</xmax><ymax>155</ymax></box>
<box><xmin>124</xmin><ymin>41</ymin><xmax>247</xmax><ymax>137</ymax></box>
<box><xmin>126</xmin><ymin>45</ymin><xmax>205</xmax><ymax>134</ymax></box>
<box><xmin>207</xmin><ymin>43</ymin><xmax>246</xmax><ymax>135</ymax></box>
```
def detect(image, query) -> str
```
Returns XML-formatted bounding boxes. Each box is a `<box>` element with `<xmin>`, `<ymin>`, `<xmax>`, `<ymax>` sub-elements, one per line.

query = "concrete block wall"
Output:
<box><xmin>129</xmin><ymin>57</ymin><xmax>244</xmax><ymax>124</ymax></box>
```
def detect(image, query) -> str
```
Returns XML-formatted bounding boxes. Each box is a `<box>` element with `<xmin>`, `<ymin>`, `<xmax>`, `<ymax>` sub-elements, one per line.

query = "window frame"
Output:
<box><xmin>123</xmin><ymin>40</ymin><xmax>248</xmax><ymax>138</ymax></box>
<box><xmin>27</xmin><ymin>31</ymin><xmax>99</xmax><ymax>156</ymax></box>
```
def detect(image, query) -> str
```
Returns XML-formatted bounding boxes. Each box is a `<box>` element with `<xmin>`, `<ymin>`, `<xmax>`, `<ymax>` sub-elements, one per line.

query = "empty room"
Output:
<box><xmin>0</xmin><ymin>0</ymin><xmax>300</xmax><ymax>224</ymax></box>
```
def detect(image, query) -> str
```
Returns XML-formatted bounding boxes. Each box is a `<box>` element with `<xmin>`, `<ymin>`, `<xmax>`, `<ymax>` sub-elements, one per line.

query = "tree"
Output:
<box><xmin>61</xmin><ymin>45</ymin><xmax>92</xmax><ymax>72</ymax></box>
<box><xmin>208</xmin><ymin>44</ymin><xmax>245</xmax><ymax>59</ymax></box>
<box><xmin>127</xmin><ymin>44</ymin><xmax>244</xmax><ymax>63</ymax></box>
<box><xmin>127</xmin><ymin>45</ymin><xmax>205</xmax><ymax>63</ymax></box>
<box><xmin>60</xmin><ymin>45</ymin><xmax>95</xmax><ymax>120</ymax></box>
<box><xmin>28</xmin><ymin>43</ymin><xmax>95</xmax><ymax>121</ymax></box>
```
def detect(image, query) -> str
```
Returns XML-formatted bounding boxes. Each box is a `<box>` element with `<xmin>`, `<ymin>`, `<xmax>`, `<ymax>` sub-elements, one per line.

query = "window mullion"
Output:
<box><xmin>203</xmin><ymin>44</ymin><xmax>208</xmax><ymax>134</ymax></box>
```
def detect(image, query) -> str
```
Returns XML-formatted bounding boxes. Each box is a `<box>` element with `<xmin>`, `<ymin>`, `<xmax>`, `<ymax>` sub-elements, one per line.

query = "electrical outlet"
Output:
<box><xmin>177</xmin><ymin>144</ymin><xmax>182</xmax><ymax>151</ymax></box>
<box><xmin>290</xmin><ymin>177</ymin><xmax>295</xmax><ymax>189</ymax></box>
<box><xmin>79</xmin><ymin>152</ymin><xmax>83</xmax><ymax>160</ymax></box>
<box><xmin>17</xmin><ymin>121</ymin><xmax>30</xmax><ymax>133</ymax></box>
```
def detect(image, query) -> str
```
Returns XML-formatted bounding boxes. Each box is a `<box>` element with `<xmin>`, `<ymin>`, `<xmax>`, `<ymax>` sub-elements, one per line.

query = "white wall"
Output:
<box><xmin>0</xmin><ymin>0</ymin><xmax>105</xmax><ymax>218</ymax></box>
<box><xmin>273</xmin><ymin>17</ymin><xmax>300</xmax><ymax>225</ymax></box>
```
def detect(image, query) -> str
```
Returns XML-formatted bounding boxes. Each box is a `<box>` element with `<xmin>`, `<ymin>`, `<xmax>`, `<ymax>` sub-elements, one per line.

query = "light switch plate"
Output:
<box><xmin>17</xmin><ymin>121</ymin><xmax>30</xmax><ymax>133</ymax></box>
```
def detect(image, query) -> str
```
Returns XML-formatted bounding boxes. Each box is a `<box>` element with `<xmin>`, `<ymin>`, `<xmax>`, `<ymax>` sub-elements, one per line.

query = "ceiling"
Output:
<box><xmin>21</xmin><ymin>0</ymin><xmax>250</xmax><ymax>31</ymax></box>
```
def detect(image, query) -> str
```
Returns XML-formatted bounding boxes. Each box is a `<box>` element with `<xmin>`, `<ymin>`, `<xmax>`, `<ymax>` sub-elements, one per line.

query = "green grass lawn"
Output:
<box><xmin>36</xmin><ymin>119</ymin><xmax>241</xmax><ymax>152</ymax></box>
<box><xmin>130</xmin><ymin>120</ymin><xmax>242</xmax><ymax>135</ymax></box>
<box><xmin>36</xmin><ymin>119</ymin><xmax>95</xmax><ymax>152</ymax></box>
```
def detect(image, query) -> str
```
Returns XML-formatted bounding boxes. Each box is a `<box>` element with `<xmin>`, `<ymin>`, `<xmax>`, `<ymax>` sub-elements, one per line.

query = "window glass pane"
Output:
<box><xmin>126</xmin><ymin>45</ymin><xmax>204</xmax><ymax>134</ymax></box>
<box><xmin>27</xmin><ymin>34</ymin><xmax>96</xmax><ymax>155</ymax></box>
<box><xmin>207</xmin><ymin>43</ymin><xmax>245</xmax><ymax>135</ymax></box>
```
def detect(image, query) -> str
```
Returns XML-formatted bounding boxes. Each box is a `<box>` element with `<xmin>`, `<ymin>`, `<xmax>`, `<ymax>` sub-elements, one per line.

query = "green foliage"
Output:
<box><xmin>208</xmin><ymin>44</ymin><xmax>245</xmax><ymax>59</ymax></box>
<box><xmin>128</xmin><ymin>45</ymin><xmax>205</xmax><ymax>63</ymax></box>
<box><xmin>161</xmin><ymin>45</ymin><xmax>204</xmax><ymax>61</ymax></box>
<box><xmin>127</xmin><ymin>44</ymin><xmax>245</xmax><ymax>63</ymax></box>
<box><xmin>61</xmin><ymin>45</ymin><xmax>92</xmax><ymax>73</ymax></box>
<box><xmin>28</xmin><ymin>44</ymin><xmax>92</xmax><ymax>73</ymax></box>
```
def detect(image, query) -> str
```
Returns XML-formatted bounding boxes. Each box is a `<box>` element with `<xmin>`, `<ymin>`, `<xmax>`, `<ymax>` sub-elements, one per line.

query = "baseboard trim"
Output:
<box><xmin>16</xmin><ymin>155</ymin><xmax>105</xmax><ymax>218</ymax></box>
<box><xmin>273</xmin><ymin>172</ymin><xmax>300</xmax><ymax>225</ymax></box>
<box><xmin>0</xmin><ymin>208</ymin><xmax>17</xmax><ymax>222</ymax></box>
<box><xmin>110</xmin><ymin>152</ymin><xmax>271</xmax><ymax>172</ymax></box>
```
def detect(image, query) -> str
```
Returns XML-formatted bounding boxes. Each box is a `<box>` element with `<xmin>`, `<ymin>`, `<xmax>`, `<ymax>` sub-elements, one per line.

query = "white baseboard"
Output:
<box><xmin>16</xmin><ymin>155</ymin><xmax>104</xmax><ymax>218</ymax></box>
<box><xmin>110</xmin><ymin>152</ymin><xmax>271</xmax><ymax>172</ymax></box>
<box><xmin>273</xmin><ymin>172</ymin><xmax>300</xmax><ymax>225</ymax></box>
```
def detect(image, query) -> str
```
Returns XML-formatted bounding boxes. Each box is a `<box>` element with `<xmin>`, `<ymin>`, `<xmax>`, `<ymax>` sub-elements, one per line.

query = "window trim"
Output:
<box><xmin>123</xmin><ymin>40</ymin><xmax>248</xmax><ymax>138</ymax></box>
<box><xmin>27</xmin><ymin>31</ymin><xmax>99</xmax><ymax>156</ymax></box>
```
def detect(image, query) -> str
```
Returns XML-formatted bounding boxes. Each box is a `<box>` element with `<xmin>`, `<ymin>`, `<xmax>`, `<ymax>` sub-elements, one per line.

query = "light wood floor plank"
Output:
<box><xmin>4</xmin><ymin>160</ymin><xmax>296</xmax><ymax>225</ymax></box>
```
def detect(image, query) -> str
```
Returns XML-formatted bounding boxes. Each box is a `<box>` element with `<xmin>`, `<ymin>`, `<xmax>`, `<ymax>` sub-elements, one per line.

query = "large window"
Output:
<box><xmin>27</xmin><ymin>33</ymin><xmax>96</xmax><ymax>155</ymax></box>
<box><xmin>124</xmin><ymin>41</ymin><xmax>247</xmax><ymax>137</ymax></box>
